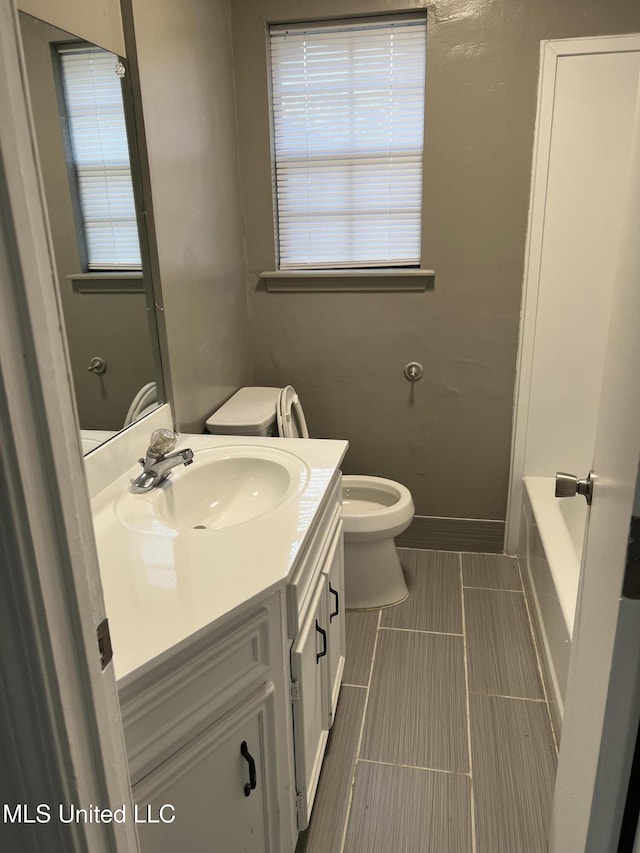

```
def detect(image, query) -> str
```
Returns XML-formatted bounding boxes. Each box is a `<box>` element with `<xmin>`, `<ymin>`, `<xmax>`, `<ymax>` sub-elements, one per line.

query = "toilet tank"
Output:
<box><xmin>205</xmin><ymin>387</ymin><xmax>280</xmax><ymax>436</ymax></box>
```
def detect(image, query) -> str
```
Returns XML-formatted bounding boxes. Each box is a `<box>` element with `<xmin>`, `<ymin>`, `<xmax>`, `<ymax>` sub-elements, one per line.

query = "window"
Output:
<box><xmin>58</xmin><ymin>44</ymin><xmax>141</xmax><ymax>270</ymax></box>
<box><xmin>269</xmin><ymin>15</ymin><xmax>426</xmax><ymax>271</ymax></box>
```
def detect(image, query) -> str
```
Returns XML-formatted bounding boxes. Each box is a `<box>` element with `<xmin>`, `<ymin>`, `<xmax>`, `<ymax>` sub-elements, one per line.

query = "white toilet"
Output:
<box><xmin>206</xmin><ymin>386</ymin><xmax>414</xmax><ymax>609</ymax></box>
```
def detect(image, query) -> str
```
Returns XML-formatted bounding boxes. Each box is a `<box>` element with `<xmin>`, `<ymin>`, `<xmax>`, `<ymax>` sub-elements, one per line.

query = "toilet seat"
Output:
<box><xmin>277</xmin><ymin>385</ymin><xmax>309</xmax><ymax>439</ymax></box>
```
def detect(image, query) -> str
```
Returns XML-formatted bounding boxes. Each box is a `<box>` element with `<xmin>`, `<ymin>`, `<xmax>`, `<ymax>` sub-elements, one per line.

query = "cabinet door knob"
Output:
<box><xmin>329</xmin><ymin>583</ymin><xmax>340</xmax><ymax>622</ymax></box>
<box><xmin>240</xmin><ymin>740</ymin><xmax>257</xmax><ymax>797</ymax></box>
<box><xmin>315</xmin><ymin>620</ymin><xmax>327</xmax><ymax>662</ymax></box>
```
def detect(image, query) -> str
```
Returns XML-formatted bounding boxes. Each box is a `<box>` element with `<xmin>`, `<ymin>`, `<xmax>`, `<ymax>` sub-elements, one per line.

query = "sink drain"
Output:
<box><xmin>193</xmin><ymin>525</ymin><xmax>207</xmax><ymax>530</ymax></box>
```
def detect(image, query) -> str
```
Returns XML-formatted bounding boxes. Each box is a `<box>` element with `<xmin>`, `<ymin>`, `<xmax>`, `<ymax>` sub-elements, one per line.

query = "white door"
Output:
<box><xmin>290</xmin><ymin>576</ymin><xmax>330</xmax><ymax>830</ymax></box>
<box><xmin>548</xmin><ymin>83</ymin><xmax>640</xmax><ymax>852</ymax></box>
<box><xmin>322</xmin><ymin>520</ymin><xmax>345</xmax><ymax>727</ymax></box>
<box><xmin>134</xmin><ymin>685</ymin><xmax>278</xmax><ymax>853</ymax></box>
<box><xmin>506</xmin><ymin>35</ymin><xmax>640</xmax><ymax>552</ymax></box>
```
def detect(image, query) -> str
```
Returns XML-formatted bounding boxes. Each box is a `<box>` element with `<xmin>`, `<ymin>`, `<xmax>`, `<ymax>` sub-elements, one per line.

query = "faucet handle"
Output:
<box><xmin>148</xmin><ymin>429</ymin><xmax>177</xmax><ymax>457</ymax></box>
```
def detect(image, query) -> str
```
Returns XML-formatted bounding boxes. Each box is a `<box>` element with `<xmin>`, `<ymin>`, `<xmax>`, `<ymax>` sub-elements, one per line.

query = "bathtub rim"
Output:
<box><xmin>524</xmin><ymin>475</ymin><xmax>581</xmax><ymax>637</ymax></box>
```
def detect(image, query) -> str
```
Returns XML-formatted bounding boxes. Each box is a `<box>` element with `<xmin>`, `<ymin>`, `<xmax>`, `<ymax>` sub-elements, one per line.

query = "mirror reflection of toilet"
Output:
<box><xmin>206</xmin><ymin>386</ymin><xmax>414</xmax><ymax>609</ymax></box>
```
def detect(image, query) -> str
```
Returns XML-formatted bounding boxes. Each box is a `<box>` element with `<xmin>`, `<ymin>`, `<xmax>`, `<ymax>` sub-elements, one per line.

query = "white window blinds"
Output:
<box><xmin>269</xmin><ymin>15</ymin><xmax>426</xmax><ymax>270</ymax></box>
<box><xmin>58</xmin><ymin>45</ymin><xmax>141</xmax><ymax>270</ymax></box>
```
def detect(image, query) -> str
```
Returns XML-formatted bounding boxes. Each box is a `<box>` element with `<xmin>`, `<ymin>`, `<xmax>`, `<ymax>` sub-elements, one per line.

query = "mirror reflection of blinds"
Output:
<box><xmin>269</xmin><ymin>15</ymin><xmax>426</xmax><ymax>270</ymax></box>
<box><xmin>58</xmin><ymin>45</ymin><xmax>141</xmax><ymax>270</ymax></box>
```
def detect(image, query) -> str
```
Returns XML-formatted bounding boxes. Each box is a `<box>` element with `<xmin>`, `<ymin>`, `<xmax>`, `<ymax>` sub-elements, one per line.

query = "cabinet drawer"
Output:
<box><xmin>121</xmin><ymin>602</ymin><xmax>276</xmax><ymax>785</ymax></box>
<box><xmin>286</xmin><ymin>472</ymin><xmax>341</xmax><ymax>638</ymax></box>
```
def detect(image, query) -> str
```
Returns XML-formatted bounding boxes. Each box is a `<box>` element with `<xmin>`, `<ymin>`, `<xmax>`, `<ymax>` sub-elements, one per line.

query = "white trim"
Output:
<box><xmin>0</xmin><ymin>2</ymin><xmax>137</xmax><ymax>849</ymax></box>
<box><xmin>504</xmin><ymin>38</ymin><xmax>556</xmax><ymax>553</ymax></box>
<box><xmin>505</xmin><ymin>33</ymin><xmax>640</xmax><ymax>554</ymax></box>
<box><xmin>544</xmin><ymin>33</ymin><xmax>640</xmax><ymax>54</ymax></box>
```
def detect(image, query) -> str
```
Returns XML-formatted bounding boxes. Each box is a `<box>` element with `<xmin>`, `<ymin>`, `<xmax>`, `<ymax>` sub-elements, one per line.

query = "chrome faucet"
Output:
<box><xmin>129</xmin><ymin>429</ymin><xmax>194</xmax><ymax>493</ymax></box>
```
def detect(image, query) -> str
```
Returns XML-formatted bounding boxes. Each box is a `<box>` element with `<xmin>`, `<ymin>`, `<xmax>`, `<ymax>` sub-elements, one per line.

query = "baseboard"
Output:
<box><xmin>395</xmin><ymin>516</ymin><xmax>505</xmax><ymax>553</ymax></box>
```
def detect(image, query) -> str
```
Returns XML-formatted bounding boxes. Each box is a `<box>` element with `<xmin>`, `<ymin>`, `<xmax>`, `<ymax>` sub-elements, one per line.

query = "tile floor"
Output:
<box><xmin>296</xmin><ymin>548</ymin><xmax>558</xmax><ymax>853</ymax></box>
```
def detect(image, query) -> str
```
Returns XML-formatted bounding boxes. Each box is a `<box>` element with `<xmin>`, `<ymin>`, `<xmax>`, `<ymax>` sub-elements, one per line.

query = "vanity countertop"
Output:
<box><xmin>91</xmin><ymin>433</ymin><xmax>348</xmax><ymax>684</ymax></box>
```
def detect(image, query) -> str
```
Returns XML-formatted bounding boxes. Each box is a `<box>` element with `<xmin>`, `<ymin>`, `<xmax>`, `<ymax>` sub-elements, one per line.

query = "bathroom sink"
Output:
<box><xmin>116</xmin><ymin>445</ymin><xmax>310</xmax><ymax>533</ymax></box>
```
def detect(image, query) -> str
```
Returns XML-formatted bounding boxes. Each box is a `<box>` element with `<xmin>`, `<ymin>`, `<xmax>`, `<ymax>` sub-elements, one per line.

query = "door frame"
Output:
<box><xmin>504</xmin><ymin>33</ymin><xmax>640</xmax><ymax>554</ymax></box>
<box><xmin>0</xmin><ymin>1</ymin><xmax>138</xmax><ymax>849</ymax></box>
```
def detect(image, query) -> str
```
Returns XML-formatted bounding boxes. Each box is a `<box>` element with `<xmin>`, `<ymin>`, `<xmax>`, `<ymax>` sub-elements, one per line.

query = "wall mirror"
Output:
<box><xmin>18</xmin><ymin>10</ymin><xmax>164</xmax><ymax>454</ymax></box>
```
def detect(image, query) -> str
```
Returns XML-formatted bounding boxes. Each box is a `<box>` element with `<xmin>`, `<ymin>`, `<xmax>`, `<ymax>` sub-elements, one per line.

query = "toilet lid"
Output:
<box><xmin>277</xmin><ymin>385</ymin><xmax>309</xmax><ymax>438</ymax></box>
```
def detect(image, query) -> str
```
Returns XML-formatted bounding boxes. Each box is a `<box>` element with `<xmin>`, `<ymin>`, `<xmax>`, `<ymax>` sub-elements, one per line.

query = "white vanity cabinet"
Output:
<box><xmin>115</xmin><ymin>466</ymin><xmax>346</xmax><ymax>851</ymax></box>
<box><xmin>120</xmin><ymin>594</ymin><xmax>292</xmax><ymax>853</ymax></box>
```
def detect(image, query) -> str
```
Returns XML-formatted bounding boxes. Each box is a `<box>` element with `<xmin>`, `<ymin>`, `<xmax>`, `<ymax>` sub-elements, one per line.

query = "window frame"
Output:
<box><xmin>54</xmin><ymin>41</ymin><xmax>142</xmax><ymax>273</ymax></box>
<box><xmin>267</xmin><ymin>13</ymin><xmax>428</xmax><ymax>275</ymax></box>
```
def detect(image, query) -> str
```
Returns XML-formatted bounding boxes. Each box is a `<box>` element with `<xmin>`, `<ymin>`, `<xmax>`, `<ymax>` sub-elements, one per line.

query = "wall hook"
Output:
<box><xmin>404</xmin><ymin>361</ymin><xmax>423</xmax><ymax>382</ymax></box>
<box><xmin>88</xmin><ymin>356</ymin><xmax>107</xmax><ymax>375</ymax></box>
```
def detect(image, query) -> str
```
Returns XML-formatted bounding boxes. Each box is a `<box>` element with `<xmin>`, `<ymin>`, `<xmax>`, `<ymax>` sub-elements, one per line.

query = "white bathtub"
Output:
<box><xmin>519</xmin><ymin>476</ymin><xmax>586</xmax><ymax>736</ymax></box>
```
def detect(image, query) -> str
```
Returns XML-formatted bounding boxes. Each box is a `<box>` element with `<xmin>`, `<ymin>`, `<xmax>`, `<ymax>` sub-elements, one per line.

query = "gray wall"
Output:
<box><xmin>19</xmin><ymin>12</ymin><xmax>156</xmax><ymax>431</ymax></box>
<box><xmin>123</xmin><ymin>0</ymin><xmax>252</xmax><ymax>433</ymax></box>
<box><xmin>231</xmin><ymin>0</ymin><xmax>640</xmax><ymax>521</ymax></box>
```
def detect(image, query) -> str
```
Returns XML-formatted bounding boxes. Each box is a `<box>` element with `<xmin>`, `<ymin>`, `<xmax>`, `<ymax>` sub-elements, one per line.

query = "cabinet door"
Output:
<box><xmin>323</xmin><ymin>520</ymin><xmax>345</xmax><ymax>726</ymax></box>
<box><xmin>134</xmin><ymin>683</ymin><xmax>279</xmax><ymax>853</ymax></box>
<box><xmin>290</xmin><ymin>576</ymin><xmax>329</xmax><ymax>830</ymax></box>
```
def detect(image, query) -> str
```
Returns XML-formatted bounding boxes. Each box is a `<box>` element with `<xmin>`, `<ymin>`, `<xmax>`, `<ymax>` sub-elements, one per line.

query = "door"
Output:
<box><xmin>506</xmin><ymin>35</ymin><xmax>640</xmax><ymax>552</ymax></box>
<box><xmin>290</xmin><ymin>575</ymin><xmax>330</xmax><ymax>830</ymax></box>
<box><xmin>322</xmin><ymin>520</ymin><xmax>345</xmax><ymax>726</ymax></box>
<box><xmin>548</xmin><ymin>82</ymin><xmax>640</xmax><ymax>852</ymax></box>
<box><xmin>134</xmin><ymin>684</ymin><xmax>279</xmax><ymax>853</ymax></box>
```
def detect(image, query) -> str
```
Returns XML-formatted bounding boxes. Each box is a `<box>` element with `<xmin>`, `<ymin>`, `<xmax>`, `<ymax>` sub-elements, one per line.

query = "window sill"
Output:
<box><xmin>260</xmin><ymin>268</ymin><xmax>435</xmax><ymax>293</ymax></box>
<box><xmin>67</xmin><ymin>272</ymin><xmax>144</xmax><ymax>294</ymax></box>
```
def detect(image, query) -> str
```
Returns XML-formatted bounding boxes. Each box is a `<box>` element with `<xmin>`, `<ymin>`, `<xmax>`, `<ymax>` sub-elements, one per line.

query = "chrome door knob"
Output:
<box><xmin>555</xmin><ymin>471</ymin><xmax>594</xmax><ymax>505</ymax></box>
